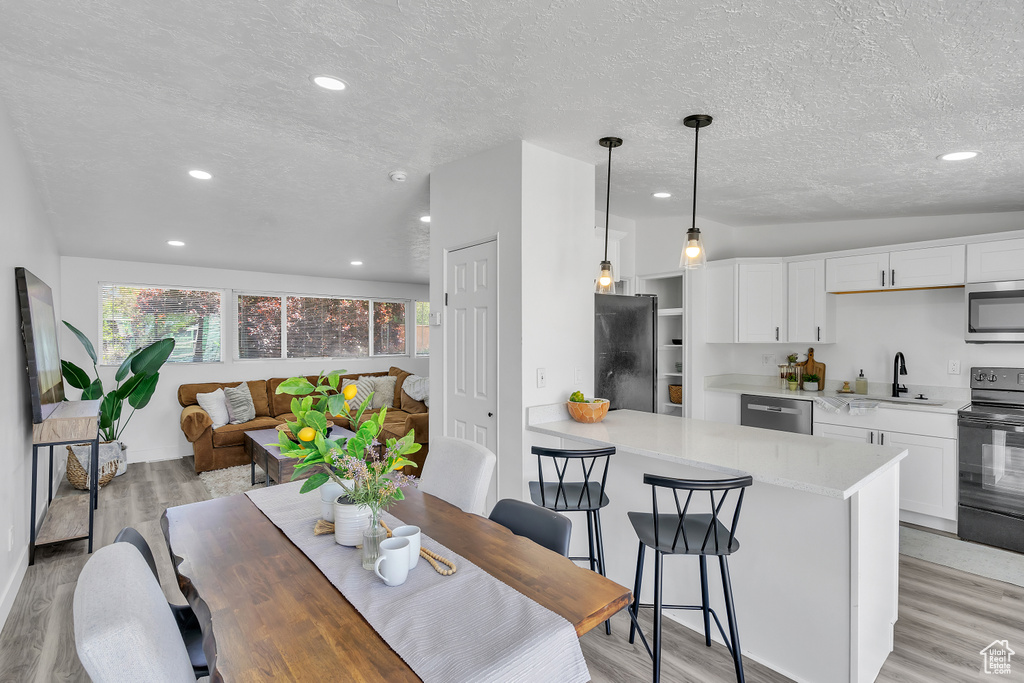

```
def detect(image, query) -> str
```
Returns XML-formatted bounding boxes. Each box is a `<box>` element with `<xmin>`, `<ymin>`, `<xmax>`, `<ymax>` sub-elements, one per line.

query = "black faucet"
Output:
<box><xmin>892</xmin><ymin>352</ymin><xmax>908</xmax><ymax>398</ymax></box>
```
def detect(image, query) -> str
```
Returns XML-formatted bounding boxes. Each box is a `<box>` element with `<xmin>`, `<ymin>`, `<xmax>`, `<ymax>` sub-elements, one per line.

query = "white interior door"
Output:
<box><xmin>445</xmin><ymin>240</ymin><xmax>499</xmax><ymax>508</ymax></box>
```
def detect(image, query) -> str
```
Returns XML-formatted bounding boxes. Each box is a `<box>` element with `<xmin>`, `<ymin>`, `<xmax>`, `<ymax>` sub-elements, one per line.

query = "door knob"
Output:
<box><xmin>487</xmin><ymin>412</ymin><xmax>494</xmax><ymax>417</ymax></box>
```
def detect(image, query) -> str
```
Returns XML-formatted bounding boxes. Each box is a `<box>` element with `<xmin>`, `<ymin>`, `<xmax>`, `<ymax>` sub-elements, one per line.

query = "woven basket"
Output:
<box><xmin>668</xmin><ymin>384</ymin><xmax>683</xmax><ymax>404</ymax></box>
<box><xmin>276</xmin><ymin>421</ymin><xmax>335</xmax><ymax>442</ymax></box>
<box><xmin>66</xmin><ymin>445</ymin><xmax>118</xmax><ymax>491</ymax></box>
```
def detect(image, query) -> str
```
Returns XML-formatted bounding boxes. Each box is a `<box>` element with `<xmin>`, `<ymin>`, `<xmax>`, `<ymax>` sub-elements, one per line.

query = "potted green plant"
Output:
<box><xmin>803</xmin><ymin>373</ymin><xmax>821</xmax><ymax>392</ymax></box>
<box><xmin>787</xmin><ymin>374</ymin><xmax>799</xmax><ymax>391</ymax></box>
<box><xmin>60</xmin><ymin>321</ymin><xmax>174</xmax><ymax>483</ymax></box>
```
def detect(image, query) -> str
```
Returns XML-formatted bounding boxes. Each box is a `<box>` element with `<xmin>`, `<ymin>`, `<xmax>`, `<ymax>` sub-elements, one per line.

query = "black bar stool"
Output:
<box><xmin>626</xmin><ymin>473</ymin><xmax>753</xmax><ymax>683</ymax></box>
<box><xmin>529</xmin><ymin>445</ymin><xmax>614</xmax><ymax>634</ymax></box>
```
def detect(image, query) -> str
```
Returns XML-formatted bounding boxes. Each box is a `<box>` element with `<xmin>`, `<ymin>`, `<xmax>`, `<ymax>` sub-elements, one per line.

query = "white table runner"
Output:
<box><xmin>246</xmin><ymin>482</ymin><xmax>590</xmax><ymax>683</ymax></box>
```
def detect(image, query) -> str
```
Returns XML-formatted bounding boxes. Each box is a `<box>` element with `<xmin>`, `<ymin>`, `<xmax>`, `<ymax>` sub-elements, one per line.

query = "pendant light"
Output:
<box><xmin>680</xmin><ymin>114</ymin><xmax>712</xmax><ymax>269</ymax></box>
<box><xmin>596</xmin><ymin>136</ymin><xmax>622</xmax><ymax>294</ymax></box>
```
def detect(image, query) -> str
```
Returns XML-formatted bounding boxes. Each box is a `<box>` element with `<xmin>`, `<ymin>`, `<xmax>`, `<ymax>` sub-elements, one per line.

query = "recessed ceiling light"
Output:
<box><xmin>188</xmin><ymin>169</ymin><xmax>212</xmax><ymax>180</ymax></box>
<box><xmin>652</xmin><ymin>192</ymin><xmax>672</xmax><ymax>199</ymax></box>
<box><xmin>938</xmin><ymin>151</ymin><xmax>979</xmax><ymax>161</ymax></box>
<box><xmin>312</xmin><ymin>75</ymin><xmax>347</xmax><ymax>91</ymax></box>
<box><xmin>420</xmin><ymin>215</ymin><xmax>431</xmax><ymax>223</ymax></box>
<box><xmin>350</xmin><ymin>260</ymin><xmax>363</xmax><ymax>266</ymax></box>
<box><xmin>167</xmin><ymin>240</ymin><xmax>185</xmax><ymax>247</ymax></box>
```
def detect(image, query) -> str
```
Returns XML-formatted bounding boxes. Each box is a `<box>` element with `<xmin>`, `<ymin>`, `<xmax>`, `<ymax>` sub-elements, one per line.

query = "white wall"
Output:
<box><xmin>635</xmin><ymin>215</ymin><xmax>738</xmax><ymax>275</ymax></box>
<box><xmin>430</xmin><ymin>140</ymin><xmax>595</xmax><ymax>502</ymax></box>
<box><xmin>0</xmin><ymin>97</ymin><xmax>62</xmax><ymax>630</ymax></box>
<box><xmin>60</xmin><ymin>257</ymin><xmax>428</xmax><ymax>463</ymax></box>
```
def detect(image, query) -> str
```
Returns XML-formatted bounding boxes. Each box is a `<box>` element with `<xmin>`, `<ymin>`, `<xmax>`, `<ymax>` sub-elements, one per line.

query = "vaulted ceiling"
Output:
<box><xmin>1</xmin><ymin>1</ymin><xmax>1021</xmax><ymax>283</ymax></box>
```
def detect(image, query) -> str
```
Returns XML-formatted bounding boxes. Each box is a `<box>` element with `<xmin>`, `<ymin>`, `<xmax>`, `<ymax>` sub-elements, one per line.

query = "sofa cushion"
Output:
<box><xmin>196</xmin><ymin>389</ymin><xmax>230</xmax><ymax>429</ymax></box>
<box><xmin>401</xmin><ymin>389</ymin><xmax>428</xmax><ymax>414</ymax></box>
<box><xmin>388</xmin><ymin>367</ymin><xmax>411</xmax><ymax>405</ymax></box>
<box><xmin>224</xmin><ymin>383</ymin><xmax>257</xmax><ymax>424</ymax></box>
<box><xmin>212</xmin><ymin>417</ymin><xmax>282</xmax><ymax>448</ymax></box>
<box><xmin>366</xmin><ymin>375</ymin><xmax>397</xmax><ymax>409</ymax></box>
<box><xmin>178</xmin><ymin>380</ymin><xmax>270</xmax><ymax>417</ymax></box>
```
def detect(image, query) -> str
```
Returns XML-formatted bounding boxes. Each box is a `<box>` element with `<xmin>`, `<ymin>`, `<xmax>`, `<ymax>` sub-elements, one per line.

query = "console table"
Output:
<box><xmin>30</xmin><ymin>399</ymin><xmax>101</xmax><ymax>565</ymax></box>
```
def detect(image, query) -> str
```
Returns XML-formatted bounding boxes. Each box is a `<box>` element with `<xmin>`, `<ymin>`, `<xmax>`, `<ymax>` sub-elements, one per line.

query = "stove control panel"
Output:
<box><xmin>971</xmin><ymin>368</ymin><xmax>1024</xmax><ymax>390</ymax></box>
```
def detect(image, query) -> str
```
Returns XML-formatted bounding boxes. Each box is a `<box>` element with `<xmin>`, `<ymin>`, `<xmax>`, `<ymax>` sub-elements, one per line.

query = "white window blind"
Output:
<box><xmin>372</xmin><ymin>301</ymin><xmax>407</xmax><ymax>356</ymax></box>
<box><xmin>100</xmin><ymin>284</ymin><xmax>222</xmax><ymax>364</ymax></box>
<box><xmin>286</xmin><ymin>296</ymin><xmax>369</xmax><ymax>358</ymax></box>
<box><xmin>237</xmin><ymin>294</ymin><xmax>282</xmax><ymax>359</ymax></box>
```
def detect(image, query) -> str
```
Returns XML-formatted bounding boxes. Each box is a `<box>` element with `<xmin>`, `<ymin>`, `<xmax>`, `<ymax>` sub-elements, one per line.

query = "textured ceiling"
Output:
<box><xmin>1</xmin><ymin>0</ymin><xmax>1022</xmax><ymax>283</ymax></box>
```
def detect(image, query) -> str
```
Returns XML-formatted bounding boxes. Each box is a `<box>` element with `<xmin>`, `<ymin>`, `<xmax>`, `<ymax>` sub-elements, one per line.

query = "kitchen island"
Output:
<box><xmin>526</xmin><ymin>405</ymin><xmax>908</xmax><ymax>683</ymax></box>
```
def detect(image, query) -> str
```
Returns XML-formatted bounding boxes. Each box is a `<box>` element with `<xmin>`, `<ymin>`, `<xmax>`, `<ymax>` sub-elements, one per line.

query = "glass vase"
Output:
<box><xmin>362</xmin><ymin>509</ymin><xmax>386</xmax><ymax>570</ymax></box>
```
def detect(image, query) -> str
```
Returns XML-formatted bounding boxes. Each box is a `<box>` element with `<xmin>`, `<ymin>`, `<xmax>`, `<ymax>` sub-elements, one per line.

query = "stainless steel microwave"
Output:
<box><xmin>966</xmin><ymin>280</ymin><xmax>1024</xmax><ymax>343</ymax></box>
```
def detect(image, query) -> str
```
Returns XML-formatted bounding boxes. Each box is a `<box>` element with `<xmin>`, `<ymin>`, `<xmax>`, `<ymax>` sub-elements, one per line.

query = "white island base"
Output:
<box><xmin>526</xmin><ymin>406</ymin><xmax>907</xmax><ymax>683</ymax></box>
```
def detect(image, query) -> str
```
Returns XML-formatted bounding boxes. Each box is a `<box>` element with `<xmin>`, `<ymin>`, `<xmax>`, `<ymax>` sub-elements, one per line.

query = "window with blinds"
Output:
<box><xmin>286</xmin><ymin>296</ymin><xmax>369</xmax><ymax>358</ymax></box>
<box><xmin>100</xmin><ymin>284</ymin><xmax>222</xmax><ymax>364</ymax></box>
<box><xmin>237</xmin><ymin>294</ymin><xmax>282</xmax><ymax>359</ymax></box>
<box><xmin>415</xmin><ymin>301</ymin><xmax>430</xmax><ymax>356</ymax></box>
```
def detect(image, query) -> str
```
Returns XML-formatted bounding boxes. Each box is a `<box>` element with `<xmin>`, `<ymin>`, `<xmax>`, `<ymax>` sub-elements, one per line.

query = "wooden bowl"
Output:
<box><xmin>567</xmin><ymin>399</ymin><xmax>610</xmax><ymax>424</ymax></box>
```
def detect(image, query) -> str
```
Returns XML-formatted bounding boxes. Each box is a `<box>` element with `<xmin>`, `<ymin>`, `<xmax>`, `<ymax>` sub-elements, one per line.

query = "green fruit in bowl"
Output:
<box><xmin>569</xmin><ymin>391</ymin><xmax>586</xmax><ymax>403</ymax></box>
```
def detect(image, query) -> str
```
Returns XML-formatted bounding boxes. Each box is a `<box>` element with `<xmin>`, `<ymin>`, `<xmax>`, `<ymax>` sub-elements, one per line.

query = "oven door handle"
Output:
<box><xmin>959</xmin><ymin>418</ymin><xmax>1024</xmax><ymax>432</ymax></box>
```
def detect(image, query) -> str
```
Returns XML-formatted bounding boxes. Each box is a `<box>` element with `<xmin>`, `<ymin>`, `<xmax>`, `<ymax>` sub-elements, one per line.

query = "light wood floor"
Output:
<box><xmin>2</xmin><ymin>459</ymin><xmax>1023</xmax><ymax>682</ymax></box>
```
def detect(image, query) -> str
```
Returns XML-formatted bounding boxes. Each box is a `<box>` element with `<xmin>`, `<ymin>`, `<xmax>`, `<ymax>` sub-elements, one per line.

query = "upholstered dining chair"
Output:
<box><xmin>488</xmin><ymin>498</ymin><xmax>572</xmax><ymax>556</ymax></box>
<box><xmin>418</xmin><ymin>436</ymin><xmax>496</xmax><ymax>515</ymax></box>
<box><xmin>74</xmin><ymin>542</ymin><xmax>205</xmax><ymax>683</ymax></box>
<box><xmin>114</xmin><ymin>527</ymin><xmax>208</xmax><ymax>677</ymax></box>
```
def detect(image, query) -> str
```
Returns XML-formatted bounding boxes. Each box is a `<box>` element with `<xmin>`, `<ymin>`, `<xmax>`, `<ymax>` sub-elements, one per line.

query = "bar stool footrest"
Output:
<box><xmin>630</xmin><ymin>603</ymin><xmax>737</xmax><ymax>661</ymax></box>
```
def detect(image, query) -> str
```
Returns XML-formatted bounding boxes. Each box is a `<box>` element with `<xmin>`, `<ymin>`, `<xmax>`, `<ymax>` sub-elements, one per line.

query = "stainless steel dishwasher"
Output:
<box><xmin>740</xmin><ymin>394</ymin><xmax>813</xmax><ymax>434</ymax></box>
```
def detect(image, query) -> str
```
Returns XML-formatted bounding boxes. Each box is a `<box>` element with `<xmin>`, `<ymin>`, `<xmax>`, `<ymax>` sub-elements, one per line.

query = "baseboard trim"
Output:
<box><xmin>0</xmin><ymin>545</ymin><xmax>29</xmax><ymax>635</ymax></box>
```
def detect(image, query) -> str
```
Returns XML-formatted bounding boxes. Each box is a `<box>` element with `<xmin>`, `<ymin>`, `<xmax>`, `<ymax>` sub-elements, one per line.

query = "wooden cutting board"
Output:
<box><xmin>798</xmin><ymin>347</ymin><xmax>825</xmax><ymax>386</ymax></box>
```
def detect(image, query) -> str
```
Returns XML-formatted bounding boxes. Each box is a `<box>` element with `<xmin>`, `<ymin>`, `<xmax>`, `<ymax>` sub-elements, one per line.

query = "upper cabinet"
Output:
<box><xmin>826</xmin><ymin>245</ymin><xmax>965</xmax><ymax>292</ymax></box>
<box><xmin>788</xmin><ymin>260</ymin><xmax>834</xmax><ymax>343</ymax></box>
<box><xmin>737</xmin><ymin>263</ymin><xmax>786</xmax><ymax>343</ymax></box>
<box><xmin>967</xmin><ymin>238</ymin><xmax>1024</xmax><ymax>283</ymax></box>
<box><xmin>825</xmin><ymin>252</ymin><xmax>890</xmax><ymax>292</ymax></box>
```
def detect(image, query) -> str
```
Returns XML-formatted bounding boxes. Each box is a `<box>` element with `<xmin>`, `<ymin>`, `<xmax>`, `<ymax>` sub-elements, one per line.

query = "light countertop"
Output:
<box><xmin>704</xmin><ymin>374</ymin><xmax>969</xmax><ymax>415</ymax></box>
<box><xmin>527</xmin><ymin>404</ymin><xmax>907</xmax><ymax>500</ymax></box>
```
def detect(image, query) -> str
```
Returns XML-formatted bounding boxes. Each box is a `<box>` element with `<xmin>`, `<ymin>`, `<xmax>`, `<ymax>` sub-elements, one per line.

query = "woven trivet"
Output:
<box><xmin>313</xmin><ymin>518</ymin><xmax>457</xmax><ymax>575</ymax></box>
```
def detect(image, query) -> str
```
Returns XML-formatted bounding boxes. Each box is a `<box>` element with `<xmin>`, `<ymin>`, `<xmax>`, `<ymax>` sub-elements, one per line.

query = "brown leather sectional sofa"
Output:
<box><xmin>178</xmin><ymin>366</ymin><xmax>429</xmax><ymax>473</ymax></box>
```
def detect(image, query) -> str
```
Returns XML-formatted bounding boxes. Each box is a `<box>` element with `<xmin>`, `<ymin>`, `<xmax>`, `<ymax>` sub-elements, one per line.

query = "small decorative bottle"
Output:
<box><xmin>855</xmin><ymin>370</ymin><xmax>868</xmax><ymax>395</ymax></box>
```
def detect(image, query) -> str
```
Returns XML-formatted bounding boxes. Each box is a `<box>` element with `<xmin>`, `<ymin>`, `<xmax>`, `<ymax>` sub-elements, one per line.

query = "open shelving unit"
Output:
<box><xmin>637</xmin><ymin>272</ymin><xmax>687</xmax><ymax>417</ymax></box>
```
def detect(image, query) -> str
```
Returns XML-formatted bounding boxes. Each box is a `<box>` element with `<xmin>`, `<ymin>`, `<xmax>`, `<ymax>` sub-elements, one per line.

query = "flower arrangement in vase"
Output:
<box><xmin>273</xmin><ymin>371</ymin><xmax>421</xmax><ymax>569</ymax></box>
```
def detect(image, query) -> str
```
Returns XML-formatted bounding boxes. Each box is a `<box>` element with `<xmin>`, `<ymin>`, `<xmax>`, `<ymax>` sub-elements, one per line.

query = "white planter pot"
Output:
<box><xmin>333</xmin><ymin>497</ymin><xmax>371</xmax><ymax>546</ymax></box>
<box><xmin>805</xmin><ymin>382</ymin><xmax>820</xmax><ymax>392</ymax></box>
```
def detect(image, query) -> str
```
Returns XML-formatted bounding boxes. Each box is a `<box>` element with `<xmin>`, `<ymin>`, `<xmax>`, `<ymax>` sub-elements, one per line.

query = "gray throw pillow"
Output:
<box><xmin>366</xmin><ymin>375</ymin><xmax>397</xmax><ymax>409</ymax></box>
<box><xmin>195</xmin><ymin>388</ymin><xmax>230</xmax><ymax>429</ymax></box>
<box><xmin>224</xmin><ymin>383</ymin><xmax>256</xmax><ymax>424</ymax></box>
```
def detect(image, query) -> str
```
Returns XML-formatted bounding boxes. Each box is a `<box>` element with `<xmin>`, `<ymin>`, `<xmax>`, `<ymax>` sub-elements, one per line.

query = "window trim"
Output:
<box><xmin>98</xmin><ymin>281</ymin><xmax>226</xmax><ymax>366</ymax></box>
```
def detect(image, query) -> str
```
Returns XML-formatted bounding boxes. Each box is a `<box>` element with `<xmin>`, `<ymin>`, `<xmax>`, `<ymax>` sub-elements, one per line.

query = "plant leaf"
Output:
<box><xmin>81</xmin><ymin>378</ymin><xmax>104</xmax><ymax>400</ymax></box>
<box><xmin>301</xmin><ymin>396</ymin><xmax>313</xmax><ymax>413</ymax></box>
<box><xmin>304</xmin><ymin>411</ymin><xmax>327</xmax><ymax>432</ymax></box>
<box><xmin>327</xmin><ymin>393</ymin><xmax>348</xmax><ymax>416</ymax></box>
<box><xmin>287</xmin><ymin>421</ymin><xmax>302</xmax><ymax>435</ymax></box>
<box><xmin>115</xmin><ymin>372</ymin><xmax>147</xmax><ymax>400</ymax></box>
<box><xmin>327</xmin><ymin>371</ymin><xmax>341</xmax><ymax>390</ymax></box>
<box><xmin>276</xmin><ymin>378</ymin><xmax>316</xmax><ymax>395</ymax></box>
<box><xmin>298</xmin><ymin>471</ymin><xmax>329</xmax><ymax>491</ymax></box>
<box><xmin>99</xmin><ymin>393</ymin><xmax>122</xmax><ymax>430</ymax></box>
<box><xmin>61</xmin><ymin>360</ymin><xmax>92</xmax><ymax>390</ymax></box>
<box><xmin>127</xmin><ymin>372</ymin><xmax>160</xmax><ymax>409</ymax></box>
<box><xmin>313</xmin><ymin>397</ymin><xmax>328</xmax><ymax>413</ymax></box>
<box><xmin>130</xmin><ymin>338</ymin><xmax>175</xmax><ymax>376</ymax></box>
<box><xmin>114</xmin><ymin>348</ymin><xmax>142</xmax><ymax>382</ymax></box>
<box><xmin>63</xmin><ymin>320</ymin><xmax>97</xmax><ymax>364</ymax></box>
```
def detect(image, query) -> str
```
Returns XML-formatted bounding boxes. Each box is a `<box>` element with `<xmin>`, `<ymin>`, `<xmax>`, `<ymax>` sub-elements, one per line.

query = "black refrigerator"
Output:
<box><xmin>595</xmin><ymin>294</ymin><xmax>657</xmax><ymax>412</ymax></box>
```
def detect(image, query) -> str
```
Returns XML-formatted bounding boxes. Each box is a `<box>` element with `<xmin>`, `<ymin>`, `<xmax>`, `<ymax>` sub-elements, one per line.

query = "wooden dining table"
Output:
<box><xmin>161</xmin><ymin>486</ymin><xmax>632</xmax><ymax>682</ymax></box>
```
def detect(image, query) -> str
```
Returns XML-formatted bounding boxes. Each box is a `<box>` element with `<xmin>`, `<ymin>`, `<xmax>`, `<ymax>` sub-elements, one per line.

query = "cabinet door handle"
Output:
<box><xmin>881</xmin><ymin>270</ymin><xmax>886</xmax><ymax>287</ymax></box>
<box><xmin>817</xmin><ymin>326</ymin><xmax>821</xmax><ymax>341</ymax></box>
<box><xmin>891</xmin><ymin>269</ymin><xmax>895</xmax><ymax>287</ymax></box>
<box><xmin>880</xmin><ymin>432</ymin><xmax>885</xmax><ymax>445</ymax></box>
<box><xmin>775</xmin><ymin>327</ymin><xmax>779</xmax><ymax>341</ymax></box>
<box><xmin>869</xmin><ymin>432</ymin><xmax>874</xmax><ymax>444</ymax></box>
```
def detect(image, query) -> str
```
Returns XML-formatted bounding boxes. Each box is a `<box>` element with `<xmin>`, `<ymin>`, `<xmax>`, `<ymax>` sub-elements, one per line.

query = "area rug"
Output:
<box><xmin>198</xmin><ymin>465</ymin><xmax>266</xmax><ymax>499</ymax></box>
<box><xmin>900</xmin><ymin>525</ymin><xmax>1024</xmax><ymax>588</ymax></box>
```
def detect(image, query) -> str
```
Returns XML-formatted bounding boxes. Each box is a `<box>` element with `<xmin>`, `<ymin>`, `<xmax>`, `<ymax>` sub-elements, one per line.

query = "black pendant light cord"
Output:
<box><xmin>692</xmin><ymin>123</ymin><xmax>700</xmax><ymax>231</ymax></box>
<box><xmin>604</xmin><ymin>142</ymin><xmax>612</xmax><ymax>261</ymax></box>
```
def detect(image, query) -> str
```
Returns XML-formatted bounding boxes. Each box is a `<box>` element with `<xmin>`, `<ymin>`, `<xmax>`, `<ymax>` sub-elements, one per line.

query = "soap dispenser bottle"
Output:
<box><xmin>855</xmin><ymin>369</ymin><xmax>868</xmax><ymax>395</ymax></box>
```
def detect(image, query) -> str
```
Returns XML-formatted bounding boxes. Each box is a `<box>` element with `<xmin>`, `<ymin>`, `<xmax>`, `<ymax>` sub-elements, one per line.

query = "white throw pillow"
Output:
<box><xmin>342</xmin><ymin>378</ymin><xmax>376</xmax><ymax>412</ymax></box>
<box><xmin>365</xmin><ymin>375</ymin><xmax>397</xmax><ymax>409</ymax></box>
<box><xmin>195</xmin><ymin>388</ymin><xmax>230</xmax><ymax>429</ymax></box>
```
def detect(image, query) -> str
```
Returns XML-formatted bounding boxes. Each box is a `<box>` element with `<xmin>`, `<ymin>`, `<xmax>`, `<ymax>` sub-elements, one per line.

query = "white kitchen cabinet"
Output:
<box><xmin>704</xmin><ymin>262</ymin><xmax>736</xmax><ymax>344</ymax></box>
<box><xmin>813</xmin><ymin>422</ymin><xmax>873</xmax><ymax>443</ymax></box>
<box><xmin>967</xmin><ymin>238</ymin><xmax>1024</xmax><ymax>282</ymax></box>
<box><xmin>826</xmin><ymin>252</ymin><xmax>889</xmax><ymax>292</ymax></box>
<box><xmin>704</xmin><ymin>391</ymin><xmax>740</xmax><ymax>425</ymax></box>
<box><xmin>737</xmin><ymin>262</ymin><xmax>786</xmax><ymax>343</ymax></box>
<box><xmin>889</xmin><ymin>244</ymin><xmax>965</xmax><ymax>289</ymax></box>
<box><xmin>787</xmin><ymin>259</ymin><xmax>834</xmax><ymax>343</ymax></box>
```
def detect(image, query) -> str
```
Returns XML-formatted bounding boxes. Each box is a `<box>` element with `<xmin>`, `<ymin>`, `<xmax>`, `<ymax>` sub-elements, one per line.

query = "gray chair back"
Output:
<box><xmin>73</xmin><ymin>543</ymin><xmax>197</xmax><ymax>683</ymax></box>
<box><xmin>488</xmin><ymin>499</ymin><xmax>571</xmax><ymax>556</ymax></box>
<box><xmin>419</xmin><ymin>436</ymin><xmax>496</xmax><ymax>515</ymax></box>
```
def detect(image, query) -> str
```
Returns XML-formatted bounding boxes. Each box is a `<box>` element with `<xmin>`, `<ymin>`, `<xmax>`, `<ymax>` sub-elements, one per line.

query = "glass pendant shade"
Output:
<box><xmin>595</xmin><ymin>260</ymin><xmax>615</xmax><ymax>294</ymax></box>
<box><xmin>680</xmin><ymin>228</ymin><xmax>706</xmax><ymax>269</ymax></box>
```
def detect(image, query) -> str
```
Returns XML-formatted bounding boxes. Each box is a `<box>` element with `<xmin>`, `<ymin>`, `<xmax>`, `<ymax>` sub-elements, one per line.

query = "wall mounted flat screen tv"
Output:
<box><xmin>15</xmin><ymin>267</ymin><xmax>65</xmax><ymax>422</ymax></box>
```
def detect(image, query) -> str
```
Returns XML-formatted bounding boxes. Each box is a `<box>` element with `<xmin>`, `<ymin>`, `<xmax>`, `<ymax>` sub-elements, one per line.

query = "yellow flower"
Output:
<box><xmin>342</xmin><ymin>384</ymin><xmax>358</xmax><ymax>400</ymax></box>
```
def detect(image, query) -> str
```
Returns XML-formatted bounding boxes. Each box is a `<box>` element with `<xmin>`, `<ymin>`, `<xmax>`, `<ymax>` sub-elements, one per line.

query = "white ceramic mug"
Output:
<box><xmin>391</xmin><ymin>525</ymin><xmax>421</xmax><ymax>569</ymax></box>
<box><xmin>374</xmin><ymin>537</ymin><xmax>410</xmax><ymax>587</ymax></box>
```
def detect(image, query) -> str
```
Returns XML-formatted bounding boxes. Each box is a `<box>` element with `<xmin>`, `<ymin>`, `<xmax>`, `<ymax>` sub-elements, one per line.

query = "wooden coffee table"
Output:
<box><xmin>244</xmin><ymin>426</ymin><xmax>356</xmax><ymax>486</ymax></box>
